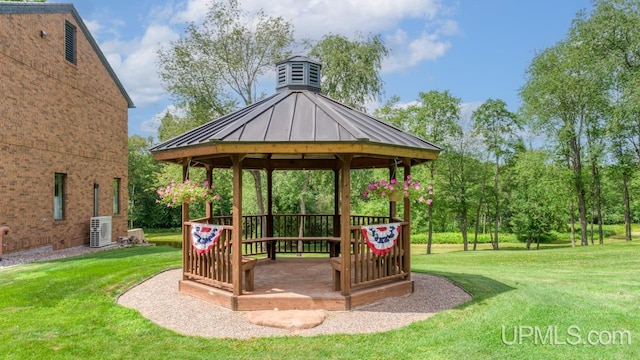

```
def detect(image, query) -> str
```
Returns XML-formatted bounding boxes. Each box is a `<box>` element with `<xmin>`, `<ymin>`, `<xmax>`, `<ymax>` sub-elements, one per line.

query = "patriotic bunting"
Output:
<box><xmin>191</xmin><ymin>223</ymin><xmax>224</xmax><ymax>254</ymax></box>
<box><xmin>361</xmin><ymin>223</ymin><xmax>401</xmax><ymax>256</ymax></box>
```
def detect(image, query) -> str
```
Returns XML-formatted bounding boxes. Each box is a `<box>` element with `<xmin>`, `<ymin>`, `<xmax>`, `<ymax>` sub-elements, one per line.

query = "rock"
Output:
<box><xmin>244</xmin><ymin>310</ymin><xmax>326</xmax><ymax>330</ymax></box>
<box><xmin>117</xmin><ymin>236</ymin><xmax>130</xmax><ymax>246</ymax></box>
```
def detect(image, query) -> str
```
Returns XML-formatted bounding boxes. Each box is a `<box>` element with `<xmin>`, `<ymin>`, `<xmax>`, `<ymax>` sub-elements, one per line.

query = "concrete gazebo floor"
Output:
<box><xmin>179</xmin><ymin>257</ymin><xmax>415</xmax><ymax>311</ymax></box>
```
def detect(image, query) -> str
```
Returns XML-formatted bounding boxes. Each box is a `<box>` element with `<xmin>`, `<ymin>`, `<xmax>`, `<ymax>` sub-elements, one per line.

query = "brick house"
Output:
<box><xmin>0</xmin><ymin>3</ymin><xmax>133</xmax><ymax>253</ymax></box>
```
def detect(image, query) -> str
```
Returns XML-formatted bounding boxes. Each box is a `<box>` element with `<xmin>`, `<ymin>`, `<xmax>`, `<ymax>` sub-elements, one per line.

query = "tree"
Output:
<box><xmin>520</xmin><ymin>37</ymin><xmax>608</xmax><ymax>246</ymax></box>
<box><xmin>157</xmin><ymin>0</ymin><xmax>295</xmax><ymax>217</ymax></box>
<box><xmin>128</xmin><ymin>136</ymin><xmax>181</xmax><ymax>228</ymax></box>
<box><xmin>472</xmin><ymin>99</ymin><xmax>520</xmax><ymax>250</ymax></box>
<box><xmin>377</xmin><ymin>91</ymin><xmax>462</xmax><ymax>254</ymax></box>
<box><xmin>307</xmin><ymin>33</ymin><xmax>388</xmax><ymax>111</ymax></box>
<box><xmin>573</xmin><ymin>0</ymin><xmax>640</xmax><ymax>241</ymax></box>
<box><xmin>508</xmin><ymin>150</ymin><xmax>566</xmax><ymax>249</ymax></box>
<box><xmin>158</xmin><ymin>0</ymin><xmax>294</xmax><ymax>121</ymax></box>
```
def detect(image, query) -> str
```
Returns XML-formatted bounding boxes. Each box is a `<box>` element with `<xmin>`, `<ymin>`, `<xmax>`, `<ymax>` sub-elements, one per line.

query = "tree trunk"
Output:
<box><xmin>297</xmin><ymin>171</ymin><xmax>311</xmax><ymax>256</ymax></box>
<box><xmin>622</xmin><ymin>171</ymin><xmax>632</xmax><ymax>241</ymax></box>
<box><xmin>427</xmin><ymin>162</ymin><xmax>435</xmax><ymax>255</ymax></box>
<box><xmin>594</xmin><ymin>166</ymin><xmax>603</xmax><ymax>244</ymax></box>
<box><xmin>251</xmin><ymin>170</ymin><xmax>265</xmax><ymax>215</ymax></box>
<box><xmin>473</xmin><ymin>167</ymin><xmax>488</xmax><ymax>251</ymax></box>
<box><xmin>577</xmin><ymin>183</ymin><xmax>589</xmax><ymax>246</ymax></box>
<box><xmin>493</xmin><ymin>155</ymin><xmax>500</xmax><ymax>250</ymax></box>
<box><xmin>569</xmin><ymin>135</ymin><xmax>588</xmax><ymax>246</ymax></box>
<box><xmin>569</xmin><ymin>179</ymin><xmax>576</xmax><ymax>248</ymax></box>
<box><xmin>251</xmin><ymin>170</ymin><xmax>268</xmax><ymax>243</ymax></box>
<box><xmin>461</xmin><ymin>207</ymin><xmax>468</xmax><ymax>251</ymax></box>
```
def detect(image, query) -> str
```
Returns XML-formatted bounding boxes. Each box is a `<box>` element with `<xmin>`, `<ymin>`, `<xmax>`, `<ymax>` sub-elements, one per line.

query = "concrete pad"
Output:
<box><xmin>244</xmin><ymin>310</ymin><xmax>327</xmax><ymax>330</ymax></box>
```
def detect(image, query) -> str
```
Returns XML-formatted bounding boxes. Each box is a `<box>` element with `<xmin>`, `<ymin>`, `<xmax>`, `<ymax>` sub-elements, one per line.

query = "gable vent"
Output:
<box><xmin>65</xmin><ymin>21</ymin><xmax>76</xmax><ymax>64</ymax></box>
<box><xmin>275</xmin><ymin>56</ymin><xmax>322</xmax><ymax>92</ymax></box>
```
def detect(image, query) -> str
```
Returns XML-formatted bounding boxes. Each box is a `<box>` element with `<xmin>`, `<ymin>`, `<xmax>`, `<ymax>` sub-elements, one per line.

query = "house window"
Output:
<box><xmin>113</xmin><ymin>178</ymin><xmax>121</xmax><ymax>214</ymax></box>
<box><xmin>65</xmin><ymin>21</ymin><xmax>76</xmax><ymax>64</ymax></box>
<box><xmin>54</xmin><ymin>173</ymin><xmax>66</xmax><ymax>220</ymax></box>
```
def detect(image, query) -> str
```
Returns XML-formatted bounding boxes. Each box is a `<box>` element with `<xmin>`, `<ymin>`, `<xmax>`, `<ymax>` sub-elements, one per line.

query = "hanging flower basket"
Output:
<box><xmin>363</xmin><ymin>175</ymin><xmax>433</xmax><ymax>204</ymax></box>
<box><xmin>156</xmin><ymin>180</ymin><xmax>221</xmax><ymax>208</ymax></box>
<box><xmin>387</xmin><ymin>191</ymin><xmax>403</xmax><ymax>202</ymax></box>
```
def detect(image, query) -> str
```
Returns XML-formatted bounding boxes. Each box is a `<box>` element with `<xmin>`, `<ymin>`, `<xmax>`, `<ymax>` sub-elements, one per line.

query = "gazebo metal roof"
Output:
<box><xmin>151</xmin><ymin>60</ymin><xmax>441</xmax><ymax>170</ymax></box>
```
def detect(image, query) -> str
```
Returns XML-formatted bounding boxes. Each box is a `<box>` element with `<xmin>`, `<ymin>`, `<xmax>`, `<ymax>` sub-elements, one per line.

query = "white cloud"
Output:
<box><xmin>174</xmin><ymin>0</ymin><xmax>456</xmax><ymax>74</ymax></box>
<box><xmin>172</xmin><ymin>0</ymin><xmax>210</xmax><ymax>24</ymax></box>
<box><xmin>383</xmin><ymin>31</ymin><xmax>451</xmax><ymax>73</ymax></box>
<box><xmin>459</xmin><ymin>101</ymin><xmax>483</xmax><ymax>131</ymax></box>
<box><xmin>100</xmin><ymin>24</ymin><xmax>180</xmax><ymax>107</ymax></box>
<box><xmin>140</xmin><ymin>105</ymin><xmax>186</xmax><ymax>135</ymax></box>
<box><xmin>84</xmin><ymin>19</ymin><xmax>102</xmax><ymax>34</ymax></box>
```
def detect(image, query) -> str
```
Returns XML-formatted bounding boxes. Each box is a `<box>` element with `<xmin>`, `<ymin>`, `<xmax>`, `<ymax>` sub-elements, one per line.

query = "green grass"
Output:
<box><xmin>1</xmin><ymin>239</ymin><xmax>639</xmax><ymax>359</ymax></box>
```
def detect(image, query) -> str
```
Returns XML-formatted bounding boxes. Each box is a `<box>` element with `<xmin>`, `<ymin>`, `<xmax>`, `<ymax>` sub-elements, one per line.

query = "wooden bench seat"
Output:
<box><xmin>240</xmin><ymin>256</ymin><xmax>258</xmax><ymax>291</ymax></box>
<box><xmin>211</xmin><ymin>255</ymin><xmax>257</xmax><ymax>291</ymax></box>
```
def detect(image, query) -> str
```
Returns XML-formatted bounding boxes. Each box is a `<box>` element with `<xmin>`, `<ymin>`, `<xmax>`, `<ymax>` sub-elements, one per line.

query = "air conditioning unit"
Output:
<box><xmin>90</xmin><ymin>216</ymin><xmax>112</xmax><ymax>247</ymax></box>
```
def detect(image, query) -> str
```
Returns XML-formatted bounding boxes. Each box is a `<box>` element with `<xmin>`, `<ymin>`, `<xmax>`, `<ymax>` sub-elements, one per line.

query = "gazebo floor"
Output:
<box><xmin>179</xmin><ymin>257</ymin><xmax>414</xmax><ymax>311</ymax></box>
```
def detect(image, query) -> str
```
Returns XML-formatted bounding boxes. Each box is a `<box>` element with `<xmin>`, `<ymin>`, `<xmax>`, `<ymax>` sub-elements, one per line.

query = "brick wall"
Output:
<box><xmin>0</xmin><ymin>11</ymin><xmax>129</xmax><ymax>252</ymax></box>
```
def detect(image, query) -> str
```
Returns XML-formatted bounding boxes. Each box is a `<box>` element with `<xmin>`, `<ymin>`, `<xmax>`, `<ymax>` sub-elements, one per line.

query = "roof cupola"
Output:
<box><xmin>275</xmin><ymin>55</ymin><xmax>322</xmax><ymax>92</ymax></box>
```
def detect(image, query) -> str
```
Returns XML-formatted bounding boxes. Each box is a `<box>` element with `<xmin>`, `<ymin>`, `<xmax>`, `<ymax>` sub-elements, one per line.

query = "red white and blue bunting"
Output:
<box><xmin>361</xmin><ymin>223</ymin><xmax>401</xmax><ymax>256</ymax></box>
<box><xmin>191</xmin><ymin>223</ymin><xmax>224</xmax><ymax>254</ymax></box>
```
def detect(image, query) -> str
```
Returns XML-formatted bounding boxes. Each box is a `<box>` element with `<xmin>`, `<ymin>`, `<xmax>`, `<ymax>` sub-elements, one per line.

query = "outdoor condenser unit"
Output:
<box><xmin>90</xmin><ymin>216</ymin><xmax>112</xmax><ymax>247</ymax></box>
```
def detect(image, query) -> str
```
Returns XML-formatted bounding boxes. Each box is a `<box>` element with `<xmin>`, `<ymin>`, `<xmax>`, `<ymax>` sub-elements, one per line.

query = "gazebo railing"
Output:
<box><xmin>348</xmin><ymin>221</ymin><xmax>409</xmax><ymax>289</ymax></box>
<box><xmin>182</xmin><ymin>214</ymin><xmax>403</xmax><ymax>290</ymax></box>
<box><xmin>182</xmin><ymin>221</ymin><xmax>234</xmax><ymax>290</ymax></box>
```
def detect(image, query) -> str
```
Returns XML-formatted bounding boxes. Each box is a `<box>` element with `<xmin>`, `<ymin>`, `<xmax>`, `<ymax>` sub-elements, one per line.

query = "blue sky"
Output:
<box><xmin>51</xmin><ymin>0</ymin><xmax>593</xmax><ymax>138</ymax></box>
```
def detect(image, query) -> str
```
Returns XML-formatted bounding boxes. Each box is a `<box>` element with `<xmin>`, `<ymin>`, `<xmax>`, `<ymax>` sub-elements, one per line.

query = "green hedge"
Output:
<box><xmin>411</xmin><ymin>232</ymin><xmax>518</xmax><ymax>244</ymax></box>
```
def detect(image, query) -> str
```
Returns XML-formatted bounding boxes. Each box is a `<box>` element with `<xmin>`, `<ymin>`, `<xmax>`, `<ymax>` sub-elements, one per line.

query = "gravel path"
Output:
<box><xmin>0</xmin><ymin>244</ymin><xmax>116</xmax><ymax>268</ymax></box>
<box><xmin>117</xmin><ymin>269</ymin><xmax>472</xmax><ymax>339</ymax></box>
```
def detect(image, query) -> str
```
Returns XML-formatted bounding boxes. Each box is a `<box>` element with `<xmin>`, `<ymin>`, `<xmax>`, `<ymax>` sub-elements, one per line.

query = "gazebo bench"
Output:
<box><xmin>240</xmin><ymin>256</ymin><xmax>258</xmax><ymax>291</ymax></box>
<box><xmin>212</xmin><ymin>255</ymin><xmax>257</xmax><ymax>291</ymax></box>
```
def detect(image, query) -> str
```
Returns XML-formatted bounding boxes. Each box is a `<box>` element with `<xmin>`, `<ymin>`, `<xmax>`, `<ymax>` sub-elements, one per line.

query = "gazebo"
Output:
<box><xmin>150</xmin><ymin>56</ymin><xmax>441</xmax><ymax>310</ymax></box>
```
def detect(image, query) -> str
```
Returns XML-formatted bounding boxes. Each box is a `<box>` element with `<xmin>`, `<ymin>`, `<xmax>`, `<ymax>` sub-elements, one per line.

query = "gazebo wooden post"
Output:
<box><xmin>181</xmin><ymin>161</ymin><xmax>190</xmax><ymax>281</ymax></box>
<box><xmin>403</xmin><ymin>158</ymin><xmax>411</xmax><ymax>281</ymax></box>
<box><xmin>266</xmin><ymin>168</ymin><xmax>275</xmax><ymax>259</ymax></box>
<box><xmin>339</xmin><ymin>155</ymin><xmax>353</xmax><ymax>297</ymax></box>
<box><xmin>332</xmin><ymin>168</ymin><xmax>340</xmax><ymax>237</ymax></box>
<box><xmin>231</xmin><ymin>154</ymin><xmax>244</xmax><ymax>296</ymax></box>
<box><xmin>205</xmin><ymin>165</ymin><xmax>213</xmax><ymax>221</ymax></box>
<box><xmin>389</xmin><ymin>165</ymin><xmax>397</xmax><ymax>220</ymax></box>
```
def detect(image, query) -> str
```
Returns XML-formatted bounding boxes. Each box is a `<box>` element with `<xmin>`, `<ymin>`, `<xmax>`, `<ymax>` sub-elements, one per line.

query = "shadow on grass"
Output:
<box><xmin>415</xmin><ymin>270</ymin><xmax>516</xmax><ymax>308</ymax></box>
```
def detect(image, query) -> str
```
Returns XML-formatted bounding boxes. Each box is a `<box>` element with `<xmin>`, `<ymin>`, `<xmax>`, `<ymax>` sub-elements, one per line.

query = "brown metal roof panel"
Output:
<box><xmin>307</xmin><ymin>93</ymin><xmax>367</xmax><ymax>140</ymax></box>
<box><xmin>237</xmin><ymin>107</ymin><xmax>274</xmax><ymax>141</ymax></box>
<box><xmin>331</xmin><ymin>104</ymin><xmax>439</xmax><ymax>150</ymax></box>
<box><xmin>290</xmin><ymin>93</ymin><xmax>316</xmax><ymax>141</ymax></box>
<box><xmin>315</xmin><ymin>107</ymin><xmax>342</xmax><ymax>141</ymax></box>
<box><xmin>264</xmin><ymin>94</ymin><xmax>296</xmax><ymax>141</ymax></box>
<box><xmin>150</xmin><ymin>94</ymin><xmax>278</xmax><ymax>151</ymax></box>
<box><xmin>223</xmin><ymin>126</ymin><xmax>243</xmax><ymax>141</ymax></box>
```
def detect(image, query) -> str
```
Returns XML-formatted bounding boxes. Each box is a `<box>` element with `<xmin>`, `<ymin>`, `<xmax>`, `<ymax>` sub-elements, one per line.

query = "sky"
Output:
<box><xmin>49</xmin><ymin>0</ymin><xmax>594</xmax><ymax>138</ymax></box>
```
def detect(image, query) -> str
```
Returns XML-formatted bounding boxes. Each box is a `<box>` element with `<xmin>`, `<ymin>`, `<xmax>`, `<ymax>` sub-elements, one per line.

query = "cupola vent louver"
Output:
<box><xmin>275</xmin><ymin>56</ymin><xmax>322</xmax><ymax>92</ymax></box>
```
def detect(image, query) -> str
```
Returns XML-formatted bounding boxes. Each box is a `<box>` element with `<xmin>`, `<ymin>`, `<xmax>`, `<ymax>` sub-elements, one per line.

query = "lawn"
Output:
<box><xmin>0</xmin><ymin>239</ymin><xmax>638</xmax><ymax>359</ymax></box>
